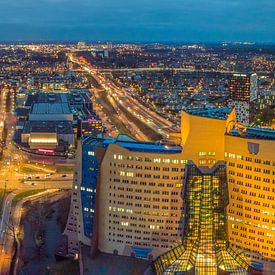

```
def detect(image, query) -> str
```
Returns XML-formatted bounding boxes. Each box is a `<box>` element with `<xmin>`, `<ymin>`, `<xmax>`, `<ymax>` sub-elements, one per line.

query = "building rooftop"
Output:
<box><xmin>247</xmin><ymin>127</ymin><xmax>275</xmax><ymax>139</ymax></box>
<box><xmin>83</xmin><ymin>135</ymin><xmax>182</xmax><ymax>154</ymax></box>
<box><xmin>186</xmin><ymin>106</ymin><xmax>231</xmax><ymax>120</ymax></box>
<box><xmin>37</xmin><ymin>92</ymin><xmax>68</xmax><ymax>103</ymax></box>
<box><xmin>15</xmin><ymin>107</ymin><xmax>30</xmax><ymax>117</ymax></box>
<box><xmin>25</xmin><ymin>91</ymin><xmax>91</xmax><ymax>105</ymax></box>
<box><xmin>25</xmin><ymin>91</ymin><xmax>93</xmax><ymax>118</ymax></box>
<box><xmin>230</xmin><ymin>126</ymin><xmax>275</xmax><ymax>140</ymax></box>
<box><xmin>22</xmin><ymin>120</ymin><xmax>73</xmax><ymax>135</ymax></box>
<box><xmin>31</xmin><ymin>103</ymin><xmax>72</xmax><ymax>115</ymax></box>
<box><xmin>67</xmin><ymin>91</ymin><xmax>91</xmax><ymax>106</ymax></box>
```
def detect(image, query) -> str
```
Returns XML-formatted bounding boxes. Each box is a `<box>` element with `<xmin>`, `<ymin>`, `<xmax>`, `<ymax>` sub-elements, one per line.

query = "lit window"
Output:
<box><xmin>153</xmin><ymin>158</ymin><xmax>161</xmax><ymax>163</ymax></box>
<box><xmin>229</xmin><ymin>153</ymin><xmax>236</xmax><ymax>159</ymax></box>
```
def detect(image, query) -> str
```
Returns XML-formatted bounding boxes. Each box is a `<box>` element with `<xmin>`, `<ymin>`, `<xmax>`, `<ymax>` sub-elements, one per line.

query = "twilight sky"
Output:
<box><xmin>0</xmin><ymin>0</ymin><xmax>274</xmax><ymax>42</ymax></box>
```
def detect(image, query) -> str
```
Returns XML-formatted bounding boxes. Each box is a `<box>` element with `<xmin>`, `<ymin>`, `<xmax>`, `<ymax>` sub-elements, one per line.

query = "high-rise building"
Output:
<box><xmin>257</xmin><ymin>91</ymin><xmax>275</xmax><ymax>111</ymax></box>
<box><xmin>77</xmin><ymin>41</ymin><xmax>86</xmax><ymax>50</ymax></box>
<box><xmin>153</xmin><ymin>162</ymin><xmax>250</xmax><ymax>274</ymax></box>
<box><xmin>62</xmin><ymin>107</ymin><xmax>275</xmax><ymax>273</ymax></box>
<box><xmin>63</xmin><ymin>134</ymin><xmax>184</xmax><ymax>259</ymax></box>
<box><xmin>78</xmin><ymin>117</ymin><xmax>103</xmax><ymax>137</ymax></box>
<box><xmin>228</xmin><ymin>73</ymin><xmax>258</xmax><ymax>125</ymax></box>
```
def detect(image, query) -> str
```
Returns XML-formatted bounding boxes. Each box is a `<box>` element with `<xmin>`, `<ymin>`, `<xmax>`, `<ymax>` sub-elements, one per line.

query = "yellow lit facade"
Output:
<box><xmin>64</xmin><ymin>108</ymin><xmax>275</xmax><ymax>272</ymax></box>
<box><xmin>179</xmin><ymin>108</ymin><xmax>275</xmax><ymax>267</ymax></box>
<box><xmin>98</xmin><ymin>144</ymin><xmax>185</xmax><ymax>258</ymax></box>
<box><xmin>28</xmin><ymin>133</ymin><xmax>58</xmax><ymax>149</ymax></box>
<box><xmin>225</xmin><ymin>135</ymin><xmax>275</xmax><ymax>260</ymax></box>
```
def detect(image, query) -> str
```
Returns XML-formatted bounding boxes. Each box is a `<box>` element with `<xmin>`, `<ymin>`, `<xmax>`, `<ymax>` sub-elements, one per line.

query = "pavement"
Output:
<box><xmin>0</xmin><ymin>191</ymin><xmax>17</xmax><ymax>269</ymax></box>
<box><xmin>0</xmin><ymin>190</ymin><xmax>22</xmax><ymax>275</ymax></box>
<box><xmin>0</xmin><ymin>189</ymin><xmax>61</xmax><ymax>275</ymax></box>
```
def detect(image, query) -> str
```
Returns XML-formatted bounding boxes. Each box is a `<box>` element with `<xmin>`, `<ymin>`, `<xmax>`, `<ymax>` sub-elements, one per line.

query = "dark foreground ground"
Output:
<box><xmin>82</xmin><ymin>246</ymin><xmax>152</xmax><ymax>275</ymax></box>
<box><xmin>18</xmin><ymin>196</ymin><xmax>79</xmax><ymax>275</ymax></box>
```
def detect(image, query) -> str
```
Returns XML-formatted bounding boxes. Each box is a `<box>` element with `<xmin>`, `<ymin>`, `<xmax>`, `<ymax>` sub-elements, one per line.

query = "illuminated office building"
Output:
<box><xmin>228</xmin><ymin>73</ymin><xmax>258</xmax><ymax>125</ymax></box>
<box><xmin>154</xmin><ymin>162</ymin><xmax>250</xmax><ymax>274</ymax></box>
<box><xmin>79</xmin><ymin>117</ymin><xmax>103</xmax><ymax>136</ymax></box>
<box><xmin>63</xmin><ymin>107</ymin><xmax>275</xmax><ymax>273</ymax></box>
<box><xmin>64</xmin><ymin>135</ymin><xmax>184</xmax><ymax>258</ymax></box>
<box><xmin>257</xmin><ymin>91</ymin><xmax>275</xmax><ymax>111</ymax></box>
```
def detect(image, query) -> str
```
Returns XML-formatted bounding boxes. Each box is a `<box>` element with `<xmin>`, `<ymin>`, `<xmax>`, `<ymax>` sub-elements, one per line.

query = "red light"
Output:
<box><xmin>38</xmin><ymin>149</ymin><xmax>54</xmax><ymax>153</ymax></box>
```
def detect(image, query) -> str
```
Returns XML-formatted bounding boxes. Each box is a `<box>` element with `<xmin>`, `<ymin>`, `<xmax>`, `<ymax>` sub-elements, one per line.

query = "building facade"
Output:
<box><xmin>257</xmin><ymin>91</ymin><xmax>275</xmax><ymax>110</ymax></box>
<box><xmin>63</xmin><ymin>108</ymin><xmax>275</xmax><ymax>273</ymax></box>
<box><xmin>14</xmin><ymin>90</ymin><xmax>101</xmax><ymax>156</ymax></box>
<box><xmin>228</xmin><ymin>73</ymin><xmax>258</xmax><ymax>125</ymax></box>
<box><xmin>154</xmin><ymin>162</ymin><xmax>250</xmax><ymax>274</ymax></box>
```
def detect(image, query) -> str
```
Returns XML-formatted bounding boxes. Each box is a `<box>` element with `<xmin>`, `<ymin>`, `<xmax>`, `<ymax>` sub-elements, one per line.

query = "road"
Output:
<box><xmin>0</xmin><ymin>87</ymin><xmax>74</xmax><ymax>274</ymax></box>
<box><xmin>97</xmin><ymin>67</ymin><xmax>237</xmax><ymax>74</ymax></box>
<box><xmin>0</xmin><ymin>189</ymin><xmax>61</xmax><ymax>274</ymax></box>
<box><xmin>68</xmin><ymin>54</ymin><xmax>180</xmax><ymax>140</ymax></box>
<box><xmin>92</xmin><ymin>68</ymin><xmax>179</xmax><ymax>138</ymax></box>
<box><xmin>0</xmin><ymin>190</ymin><xmax>21</xmax><ymax>275</ymax></box>
<box><xmin>0</xmin><ymin>88</ymin><xmax>74</xmax><ymax>191</ymax></box>
<box><xmin>0</xmin><ymin>192</ymin><xmax>17</xmax><ymax>254</ymax></box>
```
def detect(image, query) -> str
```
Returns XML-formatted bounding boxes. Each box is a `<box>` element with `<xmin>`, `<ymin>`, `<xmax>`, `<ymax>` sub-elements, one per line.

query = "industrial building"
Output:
<box><xmin>62</xmin><ymin>107</ymin><xmax>275</xmax><ymax>274</ymax></box>
<box><xmin>14</xmin><ymin>90</ymin><xmax>102</xmax><ymax>156</ymax></box>
<box><xmin>20</xmin><ymin>120</ymin><xmax>74</xmax><ymax>152</ymax></box>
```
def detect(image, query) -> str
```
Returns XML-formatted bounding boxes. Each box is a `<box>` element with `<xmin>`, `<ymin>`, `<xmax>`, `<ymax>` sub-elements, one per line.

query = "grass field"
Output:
<box><xmin>12</xmin><ymin>189</ymin><xmax>44</xmax><ymax>206</ymax></box>
<box><xmin>56</xmin><ymin>166</ymin><xmax>74</xmax><ymax>173</ymax></box>
<box><xmin>21</xmin><ymin>163</ymin><xmax>74</xmax><ymax>174</ymax></box>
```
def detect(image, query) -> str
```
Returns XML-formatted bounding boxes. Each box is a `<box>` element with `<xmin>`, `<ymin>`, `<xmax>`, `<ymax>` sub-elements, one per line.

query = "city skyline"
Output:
<box><xmin>0</xmin><ymin>0</ymin><xmax>274</xmax><ymax>43</ymax></box>
<box><xmin>0</xmin><ymin>1</ymin><xmax>274</xmax><ymax>271</ymax></box>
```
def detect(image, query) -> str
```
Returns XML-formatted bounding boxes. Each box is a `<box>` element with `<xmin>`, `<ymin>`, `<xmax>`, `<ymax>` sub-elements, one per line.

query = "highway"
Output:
<box><xmin>90</xmin><ymin>68</ymin><xmax>179</xmax><ymax>138</ymax></box>
<box><xmin>92</xmin><ymin>88</ymin><xmax>148</xmax><ymax>140</ymax></box>
<box><xmin>68</xmin><ymin>54</ymin><xmax>180</xmax><ymax>140</ymax></box>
